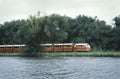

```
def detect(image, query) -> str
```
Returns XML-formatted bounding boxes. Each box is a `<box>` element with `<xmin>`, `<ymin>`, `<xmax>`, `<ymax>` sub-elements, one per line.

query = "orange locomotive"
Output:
<box><xmin>0</xmin><ymin>43</ymin><xmax>91</xmax><ymax>53</ymax></box>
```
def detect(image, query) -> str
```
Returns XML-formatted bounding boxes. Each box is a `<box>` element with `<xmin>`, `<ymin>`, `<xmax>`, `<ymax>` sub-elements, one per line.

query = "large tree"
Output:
<box><xmin>18</xmin><ymin>13</ymin><xmax>69</xmax><ymax>56</ymax></box>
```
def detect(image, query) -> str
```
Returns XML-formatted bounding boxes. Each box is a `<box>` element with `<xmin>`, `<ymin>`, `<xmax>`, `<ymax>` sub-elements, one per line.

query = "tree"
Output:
<box><xmin>18</xmin><ymin>13</ymin><xmax>69</xmax><ymax>56</ymax></box>
<box><xmin>0</xmin><ymin>20</ymin><xmax>26</xmax><ymax>45</ymax></box>
<box><xmin>20</xmin><ymin>14</ymin><xmax>44</xmax><ymax>56</ymax></box>
<box><xmin>110</xmin><ymin>15</ymin><xmax>120</xmax><ymax>51</ymax></box>
<box><xmin>44</xmin><ymin>14</ymin><xmax>69</xmax><ymax>43</ymax></box>
<box><xmin>114</xmin><ymin>15</ymin><xmax>120</xmax><ymax>27</ymax></box>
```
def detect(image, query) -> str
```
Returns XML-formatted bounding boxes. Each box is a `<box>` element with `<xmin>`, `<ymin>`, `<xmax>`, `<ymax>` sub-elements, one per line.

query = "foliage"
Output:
<box><xmin>114</xmin><ymin>15</ymin><xmax>120</xmax><ymax>27</ymax></box>
<box><xmin>15</xmin><ymin>13</ymin><xmax>69</xmax><ymax>56</ymax></box>
<box><xmin>0</xmin><ymin>12</ymin><xmax>120</xmax><ymax>56</ymax></box>
<box><xmin>65</xmin><ymin>15</ymin><xmax>112</xmax><ymax>50</ymax></box>
<box><xmin>1</xmin><ymin>52</ymin><xmax>120</xmax><ymax>57</ymax></box>
<box><xmin>110</xmin><ymin>15</ymin><xmax>120</xmax><ymax>51</ymax></box>
<box><xmin>0</xmin><ymin>20</ymin><xmax>26</xmax><ymax>44</ymax></box>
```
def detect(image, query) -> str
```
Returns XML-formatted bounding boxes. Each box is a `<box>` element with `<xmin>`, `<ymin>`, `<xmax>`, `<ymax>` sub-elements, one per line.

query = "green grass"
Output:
<box><xmin>0</xmin><ymin>53</ymin><xmax>20</xmax><ymax>57</ymax></box>
<box><xmin>0</xmin><ymin>51</ymin><xmax>120</xmax><ymax>57</ymax></box>
<box><xmin>40</xmin><ymin>51</ymin><xmax>120</xmax><ymax>57</ymax></box>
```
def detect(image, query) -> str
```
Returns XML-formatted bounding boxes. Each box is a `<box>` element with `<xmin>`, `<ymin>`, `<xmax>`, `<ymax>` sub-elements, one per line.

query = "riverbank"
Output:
<box><xmin>41</xmin><ymin>52</ymin><xmax>120</xmax><ymax>57</ymax></box>
<box><xmin>0</xmin><ymin>51</ymin><xmax>120</xmax><ymax>57</ymax></box>
<box><xmin>0</xmin><ymin>53</ymin><xmax>20</xmax><ymax>57</ymax></box>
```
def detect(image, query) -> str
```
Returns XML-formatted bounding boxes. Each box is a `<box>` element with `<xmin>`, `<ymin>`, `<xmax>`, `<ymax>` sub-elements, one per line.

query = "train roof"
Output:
<box><xmin>0</xmin><ymin>43</ymin><xmax>90</xmax><ymax>47</ymax></box>
<box><xmin>75</xmin><ymin>43</ymin><xmax>89</xmax><ymax>45</ymax></box>
<box><xmin>40</xmin><ymin>44</ymin><xmax>53</xmax><ymax>46</ymax></box>
<box><xmin>0</xmin><ymin>45</ymin><xmax>25</xmax><ymax>47</ymax></box>
<box><xmin>54</xmin><ymin>43</ymin><xmax>73</xmax><ymax>45</ymax></box>
<box><xmin>63</xmin><ymin>43</ymin><xmax>73</xmax><ymax>45</ymax></box>
<box><xmin>41</xmin><ymin>43</ymin><xmax>73</xmax><ymax>46</ymax></box>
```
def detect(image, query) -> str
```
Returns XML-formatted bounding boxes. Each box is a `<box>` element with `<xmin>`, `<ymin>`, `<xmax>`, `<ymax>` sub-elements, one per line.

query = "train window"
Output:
<box><xmin>76</xmin><ymin>45</ymin><xmax>85</xmax><ymax>47</ymax></box>
<box><xmin>14</xmin><ymin>47</ymin><xmax>19</xmax><ymax>48</ymax></box>
<box><xmin>46</xmin><ymin>46</ymin><xmax>52</xmax><ymax>47</ymax></box>
<box><xmin>76</xmin><ymin>45</ymin><xmax>81</xmax><ymax>47</ymax></box>
<box><xmin>0</xmin><ymin>47</ymin><xmax>5</xmax><ymax>48</ymax></box>
<box><xmin>6</xmin><ymin>47</ymin><xmax>12</xmax><ymax>48</ymax></box>
<box><xmin>54</xmin><ymin>45</ymin><xmax>61</xmax><ymax>47</ymax></box>
<box><xmin>64</xmin><ymin>45</ymin><xmax>71</xmax><ymax>47</ymax></box>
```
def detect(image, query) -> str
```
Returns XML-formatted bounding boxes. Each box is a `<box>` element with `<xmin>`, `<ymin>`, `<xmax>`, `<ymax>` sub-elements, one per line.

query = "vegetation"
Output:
<box><xmin>1</xmin><ymin>52</ymin><xmax>120</xmax><ymax>57</ymax></box>
<box><xmin>0</xmin><ymin>53</ymin><xmax>20</xmax><ymax>57</ymax></box>
<box><xmin>41</xmin><ymin>52</ymin><xmax>120</xmax><ymax>57</ymax></box>
<box><xmin>0</xmin><ymin>11</ymin><xmax>120</xmax><ymax>56</ymax></box>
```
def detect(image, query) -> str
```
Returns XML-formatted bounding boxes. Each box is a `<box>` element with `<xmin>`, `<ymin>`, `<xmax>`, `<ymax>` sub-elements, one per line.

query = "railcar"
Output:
<box><xmin>0</xmin><ymin>45</ymin><xmax>25</xmax><ymax>53</ymax></box>
<box><xmin>41</xmin><ymin>43</ymin><xmax>74</xmax><ymax>52</ymax></box>
<box><xmin>0</xmin><ymin>43</ymin><xmax>91</xmax><ymax>53</ymax></box>
<box><xmin>73</xmin><ymin>43</ymin><xmax>91</xmax><ymax>52</ymax></box>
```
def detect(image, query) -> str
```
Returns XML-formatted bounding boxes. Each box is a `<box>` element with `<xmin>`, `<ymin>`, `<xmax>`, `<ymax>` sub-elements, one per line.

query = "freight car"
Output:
<box><xmin>0</xmin><ymin>43</ymin><xmax>91</xmax><ymax>53</ymax></box>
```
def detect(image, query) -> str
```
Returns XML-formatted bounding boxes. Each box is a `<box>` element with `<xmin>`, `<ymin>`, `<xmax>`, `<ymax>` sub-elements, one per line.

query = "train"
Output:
<box><xmin>0</xmin><ymin>43</ymin><xmax>91</xmax><ymax>53</ymax></box>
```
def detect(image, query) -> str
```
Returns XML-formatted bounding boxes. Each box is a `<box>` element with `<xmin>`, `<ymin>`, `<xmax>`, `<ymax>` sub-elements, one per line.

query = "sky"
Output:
<box><xmin>0</xmin><ymin>0</ymin><xmax>120</xmax><ymax>25</ymax></box>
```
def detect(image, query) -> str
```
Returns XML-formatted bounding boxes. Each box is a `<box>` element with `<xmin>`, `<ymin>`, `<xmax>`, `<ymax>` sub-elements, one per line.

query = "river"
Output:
<box><xmin>0</xmin><ymin>57</ymin><xmax>120</xmax><ymax>79</ymax></box>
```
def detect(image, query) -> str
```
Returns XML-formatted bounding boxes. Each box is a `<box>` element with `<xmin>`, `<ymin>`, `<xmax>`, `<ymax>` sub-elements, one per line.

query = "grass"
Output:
<box><xmin>40</xmin><ymin>51</ymin><xmax>120</xmax><ymax>57</ymax></box>
<box><xmin>0</xmin><ymin>53</ymin><xmax>20</xmax><ymax>57</ymax></box>
<box><xmin>0</xmin><ymin>51</ymin><xmax>120</xmax><ymax>57</ymax></box>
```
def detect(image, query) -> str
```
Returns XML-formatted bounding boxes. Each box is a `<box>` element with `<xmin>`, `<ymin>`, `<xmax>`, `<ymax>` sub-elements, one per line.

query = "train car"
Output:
<box><xmin>53</xmin><ymin>43</ymin><xmax>63</xmax><ymax>52</ymax></box>
<box><xmin>63</xmin><ymin>43</ymin><xmax>74</xmax><ymax>52</ymax></box>
<box><xmin>41</xmin><ymin>44</ymin><xmax>54</xmax><ymax>52</ymax></box>
<box><xmin>73</xmin><ymin>43</ymin><xmax>91</xmax><ymax>52</ymax></box>
<box><xmin>0</xmin><ymin>45</ymin><xmax>25</xmax><ymax>53</ymax></box>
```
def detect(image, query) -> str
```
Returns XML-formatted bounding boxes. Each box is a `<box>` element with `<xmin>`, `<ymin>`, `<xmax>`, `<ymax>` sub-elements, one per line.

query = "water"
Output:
<box><xmin>0</xmin><ymin>57</ymin><xmax>120</xmax><ymax>79</ymax></box>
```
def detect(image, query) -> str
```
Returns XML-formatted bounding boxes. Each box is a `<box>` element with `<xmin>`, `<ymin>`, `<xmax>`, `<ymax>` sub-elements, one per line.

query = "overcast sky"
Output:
<box><xmin>0</xmin><ymin>0</ymin><xmax>120</xmax><ymax>25</ymax></box>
